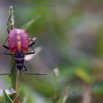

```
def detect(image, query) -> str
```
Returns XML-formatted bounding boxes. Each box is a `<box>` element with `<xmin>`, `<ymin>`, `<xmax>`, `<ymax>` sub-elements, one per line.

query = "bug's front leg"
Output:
<box><xmin>3</xmin><ymin>49</ymin><xmax>12</xmax><ymax>55</ymax></box>
<box><xmin>2</xmin><ymin>37</ymin><xmax>12</xmax><ymax>55</ymax></box>
<box><xmin>26</xmin><ymin>46</ymin><xmax>35</xmax><ymax>55</ymax></box>
<box><xmin>11</xmin><ymin>63</ymin><xmax>15</xmax><ymax>73</ymax></box>
<box><xmin>26</xmin><ymin>38</ymin><xmax>36</xmax><ymax>55</ymax></box>
<box><xmin>29</xmin><ymin>37</ymin><xmax>36</xmax><ymax>47</ymax></box>
<box><xmin>7</xmin><ymin>28</ymin><xmax>10</xmax><ymax>34</ymax></box>
<box><xmin>3</xmin><ymin>37</ymin><xmax>9</xmax><ymax>49</ymax></box>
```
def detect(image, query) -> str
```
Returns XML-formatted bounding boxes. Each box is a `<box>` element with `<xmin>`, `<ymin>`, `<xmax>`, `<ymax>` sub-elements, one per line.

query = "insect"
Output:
<box><xmin>2</xmin><ymin>28</ymin><xmax>46</xmax><ymax>75</ymax></box>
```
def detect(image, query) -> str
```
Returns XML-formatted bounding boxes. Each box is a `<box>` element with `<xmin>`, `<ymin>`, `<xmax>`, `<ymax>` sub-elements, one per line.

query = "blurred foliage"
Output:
<box><xmin>1</xmin><ymin>0</ymin><xmax>103</xmax><ymax>103</ymax></box>
<box><xmin>3</xmin><ymin>90</ymin><xmax>13</xmax><ymax>103</ymax></box>
<box><xmin>96</xmin><ymin>24</ymin><xmax>103</xmax><ymax>57</ymax></box>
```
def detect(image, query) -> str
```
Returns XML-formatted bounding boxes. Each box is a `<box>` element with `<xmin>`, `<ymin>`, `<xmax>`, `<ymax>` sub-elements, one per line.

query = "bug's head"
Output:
<box><xmin>14</xmin><ymin>50</ymin><xmax>25</xmax><ymax>58</ymax></box>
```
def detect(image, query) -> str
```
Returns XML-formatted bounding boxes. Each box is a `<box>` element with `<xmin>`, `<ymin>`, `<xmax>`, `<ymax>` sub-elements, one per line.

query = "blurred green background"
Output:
<box><xmin>0</xmin><ymin>0</ymin><xmax>103</xmax><ymax>103</ymax></box>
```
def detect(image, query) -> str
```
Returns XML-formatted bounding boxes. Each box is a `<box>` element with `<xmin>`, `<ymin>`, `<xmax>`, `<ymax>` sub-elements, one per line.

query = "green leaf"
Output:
<box><xmin>92</xmin><ymin>84</ymin><xmax>103</xmax><ymax>96</ymax></box>
<box><xmin>20</xmin><ymin>83</ymin><xmax>47</xmax><ymax>103</ymax></box>
<box><xmin>57</xmin><ymin>85</ymin><xmax>70</xmax><ymax>103</ymax></box>
<box><xmin>21</xmin><ymin>15</ymin><xmax>41</xmax><ymax>31</ymax></box>
<box><xmin>75</xmin><ymin>68</ymin><xmax>92</xmax><ymax>83</ymax></box>
<box><xmin>21</xmin><ymin>75</ymin><xmax>54</xmax><ymax>97</ymax></box>
<box><xmin>96</xmin><ymin>24</ymin><xmax>103</xmax><ymax>56</ymax></box>
<box><xmin>3</xmin><ymin>90</ymin><xmax>13</xmax><ymax>103</ymax></box>
<box><xmin>0</xmin><ymin>89</ymin><xmax>15</xmax><ymax>103</ymax></box>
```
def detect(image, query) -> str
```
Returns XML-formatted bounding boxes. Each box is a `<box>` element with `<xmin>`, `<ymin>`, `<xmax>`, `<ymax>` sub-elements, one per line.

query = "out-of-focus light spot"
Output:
<box><xmin>25</xmin><ymin>47</ymin><xmax>42</xmax><ymax>61</ymax></box>
<box><xmin>0</xmin><ymin>89</ymin><xmax>16</xmax><ymax>96</ymax></box>
<box><xmin>53</xmin><ymin>67</ymin><xmax>59</xmax><ymax>77</ymax></box>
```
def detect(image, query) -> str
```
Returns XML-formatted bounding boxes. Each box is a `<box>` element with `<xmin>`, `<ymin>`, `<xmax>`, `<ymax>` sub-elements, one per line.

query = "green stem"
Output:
<box><xmin>8</xmin><ymin>6</ymin><xmax>16</xmax><ymax>89</ymax></box>
<box><xmin>10</xmin><ymin>58</ymin><xmax>16</xmax><ymax>89</ymax></box>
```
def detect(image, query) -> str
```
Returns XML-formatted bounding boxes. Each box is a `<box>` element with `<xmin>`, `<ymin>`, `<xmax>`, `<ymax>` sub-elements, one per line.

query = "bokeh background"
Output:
<box><xmin>0</xmin><ymin>0</ymin><xmax>103</xmax><ymax>103</ymax></box>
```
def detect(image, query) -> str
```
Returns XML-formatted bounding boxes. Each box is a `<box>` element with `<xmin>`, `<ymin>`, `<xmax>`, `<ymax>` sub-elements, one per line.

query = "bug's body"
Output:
<box><xmin>3</xmin><ymin>28</ymin><xmax>36</xmax><ymax>73</ymax></box>
<box><xmin>1</xmin><ymin>6</ymin><xmax>47</xmax><ymax>75</ymax></box>
<box><xmin>8</xmin><ymin>28</ymin><xmax>29</xmax><ymax>71</ymax></box>
<box><xmin>3</xmin><ymin>28</ymin><xmax>46</xmax><ymax>75</ymax></box>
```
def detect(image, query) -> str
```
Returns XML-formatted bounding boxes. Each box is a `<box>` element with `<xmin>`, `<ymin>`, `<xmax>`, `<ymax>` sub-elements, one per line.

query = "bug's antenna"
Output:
<box><xmin>23</xmin><ymin>65</ymin><xmax>47</xmax><ymax>75</ymax></box>
<box><xmin>0</xmin><ymin>73</ymin><xmax>11</xmax><ymax>75</ymax></box>
<box><xmin>23</xmin><ymin>71</ymin><xmax>48</xmax><ymax>75</ymax></box>
<box><xmin>0</xmin><ymin>73</ymin><xmax>16</xmax><ymax>76</ymax></box>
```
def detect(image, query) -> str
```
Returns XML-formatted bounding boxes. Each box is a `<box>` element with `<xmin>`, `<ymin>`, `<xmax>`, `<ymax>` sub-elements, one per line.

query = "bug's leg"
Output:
<box><xmin>26</xmin><ymin>38</ymin><xmax>36</xmax><ymax>55</ymax></box>
<box><xmin>7</xmin><ymin>28</ymin><xmax>10</xmax><ymax>34</ymax></box>
<box><xmin>23</xmin><ymin>65</ymin><xmax>27</xmax><ymax>71</ymax></box>
<box><xmin>26</xmin><ymin>46</ymin><xmax>35</xmax><ymax>55</ymax></box>
<box><xmin>29</xmin><ymin>38</ymin><xmax>36</xmax><ymax>47</ymax></box>
<box><xmin>3</xmin><ymin>37</ymin><xmax>9</xmax><ymax>49</ymax></box>
<box><xmin>3</xmin><ymin>52</ymin><xmax>12</xmax><ymax>55</ymax></box>
<box><xmin>23</xmin><ymin>68</ymin><xmax>48</xmax><ymax>75</ymax></box>
<box><xmin>0</xmin><ymin>73</ymin><xmax>12</xmax><ymax>76</ymax></box>
<box><xmin>26</xmin><ymin>51</ymin><xmax>35</xmax><ymax>55</ymax></box>
<box><xmin>23</xmin><ymin>64</ymin><xmax>47</xmax><ymax>75</ymax></box>
<box><xmin>23</xmin><ymin>72</ymin><xmax>47</xmax><ymax>75</ymax></box>
<box><xmin>11</xmin><ymin>63</ymin><xmax>15</xmax><ymax>73</ymax></box>
<box><xmin>3</xmin><ymin>49</ymin><xmax>12</xmax><ymax>55</ymax></box>
<box><xmin>0</xmin><ymin>64</ymin><xmax>16</xmax><ymax>76</ymax></box>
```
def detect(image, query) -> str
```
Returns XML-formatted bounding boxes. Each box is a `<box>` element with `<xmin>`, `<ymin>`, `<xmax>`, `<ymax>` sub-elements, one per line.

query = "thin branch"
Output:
<box><xmin>16</xmin><ymin>70</ymin><xmax>20</xmax><ymax>93</ymax></box>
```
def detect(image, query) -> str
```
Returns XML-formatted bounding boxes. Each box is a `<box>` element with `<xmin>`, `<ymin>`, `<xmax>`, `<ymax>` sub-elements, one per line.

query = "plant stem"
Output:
<box><xmin>16</xmin><ymin>70</ymin><xmax>20</xmax><ymax>94</ymax></box>
<box><xmin>7</xmin><ymin>6</ymin><xmax>16</xmax><ymax>89</ymax></box>
<box><xmin>7</xmin><ymin>6</ymin><xmax>19</xmax><ymax>91</ymax></box>
<box><xmin>7</xmin><ymin>6</ymin><xmax>14</xmax><ymax>30</ymax></box>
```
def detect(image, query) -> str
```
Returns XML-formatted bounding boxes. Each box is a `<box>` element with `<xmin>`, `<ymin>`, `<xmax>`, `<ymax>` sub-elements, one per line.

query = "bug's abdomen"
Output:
<box><xmin>8</xmin><ymin>28</ymin><xmax>29</xmax><ymax>52</ymax></box>
<box><xmin>15</xmin><ymin>57</ymin><xmax>24</xmax><ymax>70</ymax></box>
<box><xmin>14</xmin><ymin>50</ymin><xmax>25</xmax><ymax>70</ymax></box>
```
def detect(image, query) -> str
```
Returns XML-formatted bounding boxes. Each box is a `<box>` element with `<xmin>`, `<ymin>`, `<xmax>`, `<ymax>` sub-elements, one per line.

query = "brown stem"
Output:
<box><xmin>16</xmin><ymin>70</ymin><xmax>20</xmax><ymax>94</ymax></box>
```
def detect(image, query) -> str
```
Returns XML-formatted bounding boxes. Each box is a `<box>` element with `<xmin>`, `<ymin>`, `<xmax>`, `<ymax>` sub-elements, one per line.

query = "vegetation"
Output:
<box><xmin>0</xmin><ymin>0</ymin><xmax>103</xmax><ymax>103</ymax></box>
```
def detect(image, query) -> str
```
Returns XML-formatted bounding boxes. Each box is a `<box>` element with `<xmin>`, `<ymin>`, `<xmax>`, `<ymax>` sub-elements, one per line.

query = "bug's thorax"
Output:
<box><xmin>8</xmin><ymin>28</ymin><xmax>29</xmax><ymax>52</ymax></box>
<box><xmin>14</xmin><ymin>50</ymin><xmax>25</xmax><ymax>70</ymax></box>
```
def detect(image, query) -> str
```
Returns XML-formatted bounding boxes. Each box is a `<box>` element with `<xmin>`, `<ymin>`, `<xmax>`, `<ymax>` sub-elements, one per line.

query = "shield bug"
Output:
<box><xmin>2</xmin><ymin>28</ymin><xmax>46</xmax><ymax>75</ymax></box>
